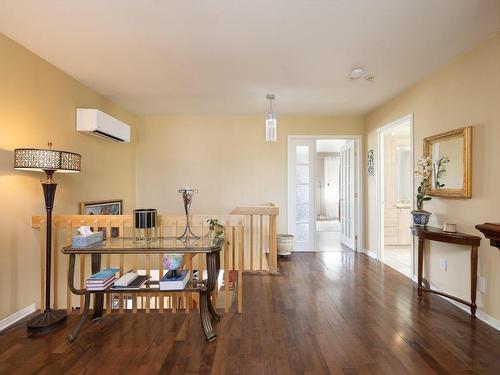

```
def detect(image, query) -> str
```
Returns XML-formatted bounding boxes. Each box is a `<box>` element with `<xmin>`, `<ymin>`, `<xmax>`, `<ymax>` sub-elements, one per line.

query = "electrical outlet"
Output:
<box><xmin>478</xmin><ymin>276</ymin><xmax>486</xmax><ymax>293</ymax></box>
<box><xmin>439</xmin><ymin>258</ymin><xmax>447</xmax><ymax>271</ymax></box>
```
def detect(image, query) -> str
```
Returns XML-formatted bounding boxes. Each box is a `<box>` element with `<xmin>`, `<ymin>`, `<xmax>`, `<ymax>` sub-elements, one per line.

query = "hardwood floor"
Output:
<box><xmin>1</xmin><ymin>251</ymin><xmax>500</xmax><ymax>374</ymax></box>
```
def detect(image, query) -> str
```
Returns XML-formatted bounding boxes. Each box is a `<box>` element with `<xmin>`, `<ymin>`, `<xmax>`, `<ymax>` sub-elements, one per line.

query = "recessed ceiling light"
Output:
<box><xmin>349</xmin><ymin>68</ymin><xmax>364</xmax><ymax>80</ymax></box>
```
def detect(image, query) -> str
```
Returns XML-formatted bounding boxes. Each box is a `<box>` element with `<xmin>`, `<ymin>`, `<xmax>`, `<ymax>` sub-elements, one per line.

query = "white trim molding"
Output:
<box><xmin>376</xmin><ymin>113</ymin><xmax>414</xmax><ymax>272</ymax></box>
<box><xmin>0</xmin><ymin>303</ymin><xmax>35</xmax><ymax>332</ymax></box>
<box><xmin>287</xmin><ymin>134</ymin><xmax>364</xmax><ymax>252</ymax></box>
<box><xmin>363</xmin><ymin>248</ymin><xmax>378</xmax><ymax>259</ymax></box>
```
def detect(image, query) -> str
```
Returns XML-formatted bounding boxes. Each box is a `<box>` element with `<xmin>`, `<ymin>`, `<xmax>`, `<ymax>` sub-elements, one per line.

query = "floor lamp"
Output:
<box><xmin>14</xmin><ymin>143</ymin><xmax>81</xmax><ymax>334</ymax></box>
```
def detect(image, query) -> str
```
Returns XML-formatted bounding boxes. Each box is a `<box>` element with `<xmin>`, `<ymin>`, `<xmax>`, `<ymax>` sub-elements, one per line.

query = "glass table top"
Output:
<box><xmin>62</xmin><ymin>236</ymin><xmax>224</xmax><ymax>254</ymax></box>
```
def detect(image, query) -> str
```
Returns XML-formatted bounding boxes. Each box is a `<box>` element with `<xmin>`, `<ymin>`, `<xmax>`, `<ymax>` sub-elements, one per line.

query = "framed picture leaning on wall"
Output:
<box><xmin>80</xmin><ymin>199</ymin><xmax>123</xmax><ymax>237</ymax></box>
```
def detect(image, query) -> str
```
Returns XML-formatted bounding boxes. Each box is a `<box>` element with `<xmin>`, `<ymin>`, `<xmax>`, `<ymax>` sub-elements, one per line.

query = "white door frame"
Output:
<box><xmin>288</xmin><ymin>135</ymin><xmax>363</xmax><ymax>252</ymax></box>
<box><xmin>376</xmin><ymin>113</ymin><xmax>414</xmax><ymax>276</ymax></box>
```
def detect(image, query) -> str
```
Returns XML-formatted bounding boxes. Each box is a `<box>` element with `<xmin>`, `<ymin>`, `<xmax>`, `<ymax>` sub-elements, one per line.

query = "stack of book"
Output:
<box><xmin>159</xmin><ymin>270</ymin><xmax>189</xmax><ymax>291</ymax></box>
<box><xmin>85</xmin><ymin>268</ymin><xmax>119</xmax><ymax>291</ymax></box>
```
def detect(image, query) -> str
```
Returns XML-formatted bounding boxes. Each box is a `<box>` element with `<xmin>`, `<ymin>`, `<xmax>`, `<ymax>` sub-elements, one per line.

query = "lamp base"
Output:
<box><xmin>27</xmin><ymin>309</ymin><xmax>67</xmax><ymax>335</ymax></box>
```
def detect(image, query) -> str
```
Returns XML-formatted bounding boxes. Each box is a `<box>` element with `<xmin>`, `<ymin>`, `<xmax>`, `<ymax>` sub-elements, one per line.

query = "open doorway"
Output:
<box><xmin>316</xmin><ymin>140</ymin><xmax>343</xmax><ymax>251</ymax></box>
<box><xmin>377</xmin><ymin>115</ymin><xmax>413</xmax><ymax>276</ymax></box>
<box><xmin>288</xmin><ymin>136</ymin><xmax>361</xmax><ymax>252</ymax></box>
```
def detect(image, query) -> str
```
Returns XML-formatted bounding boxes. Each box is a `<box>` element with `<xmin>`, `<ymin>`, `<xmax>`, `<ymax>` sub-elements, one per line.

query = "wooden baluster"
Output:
<box><xmin>65</xmin><ymin>221</ymin><xmax>72</xmax><ymax>313</ymax></box>
<box><xmin>39</xmin><ymin>220</ymin><xmax>46</xmax><ymax>312</ymax></box>
<box><xmin>268</xmin><ymin>215</ymin><xmax>278</xmax><ymax>273</ymax></box>
<box><xmin>158</xmin><ymin>253</ymin><xmax>164</xmax><ymax>313</ymax></box>
<box><xmin>119</xmin><ymin>220</ymin><xmax>124</xmax><ymax>313</ymax></box>
<box><xmin>172</xmin><ymin>223</ymin><xmax>179</xmax><ymax>314</ymax></box>
<box><xmin>232</xmin><ymin>227</ymin><xmax>236</xmax><ymax>272</ymax></box>
<box><xmin>184</xmin><ymin>253</ymin><xmax>192</xmax><ymax>314</ymax></box>
<box><xmin>198</xmin><ymin>219</ymin><xmax>204</xmax><ymax>313</ymax></box>
<box><xmin>145</xmin><ymin>252</ymin><xmax>150</xmax><ymax>313</ymax></box>
<box><xmin>259</xmin><ymin>215</ymin><xmax>264</xmax><ymax>272</ymax></box>
<box><xmin>187</xmin><ymin>222</ymin><xmax>193</xmax><ymax>310</ymax></box>
<box><xmin>238</xmin><ymin>221</ymin><xmax>244</xmax><ymax>313</ymax></box>
<box><xmin>79</xmin><ymin>220</ymin><xmax>86</xmax><ymax>311</ymax></box>
<box><xmin>249</xmin><ymin>214</ymin><xmax>254</xmax><ymax>272</ymax></box>
<box><xmin>158</xmin><ymin>219</ymin><xmax>164</xmax><ymax>313</ymax></box>
<box><xmin>106</xmin><ymin>220</ymin><xmax>112</xmax><ymax>313</ymax></box>
<box><xmin>132</xmin><ymin>252</ymin><xmax>138</xmax><ymax>313</ymax></box>
<box><xmin>224</xmin><ymin>221</ymin><xmax>230</xmax><ymax>313</ymax></box>
<box><xmin>172</xmin><ymin>221</ymin><xmax>177</xmax><ymax>312</ymax></box>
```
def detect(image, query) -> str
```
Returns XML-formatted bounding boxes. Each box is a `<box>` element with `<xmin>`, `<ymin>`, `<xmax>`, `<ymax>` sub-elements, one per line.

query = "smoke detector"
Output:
<box><xmin>349</xmin><ymin>68</ymin><xmax>364</xmax><ymax>80</ymax></box>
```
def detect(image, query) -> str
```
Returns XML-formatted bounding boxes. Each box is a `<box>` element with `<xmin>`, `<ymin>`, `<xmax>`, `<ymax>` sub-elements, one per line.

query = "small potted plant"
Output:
<box><xmin>412</xmin><ymin>156</ymin><xmax>433</xmax><ymax>226</ymax></box>
<box><xmin>207</xmin><ymin>218</ymin><xmax>224</xmax><ymax>239</ymax></box>
<box><xmin>412</xmin><ymin>155</ymin><xmax>448</xmax><ymax>226</ymax></box>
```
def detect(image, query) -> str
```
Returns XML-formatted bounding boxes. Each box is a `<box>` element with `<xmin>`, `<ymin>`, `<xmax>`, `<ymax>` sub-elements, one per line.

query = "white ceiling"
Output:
<box><xmin>0</xmin><ymin>1</ymin><xmax>499</xmax><ymax>116</ymax></box>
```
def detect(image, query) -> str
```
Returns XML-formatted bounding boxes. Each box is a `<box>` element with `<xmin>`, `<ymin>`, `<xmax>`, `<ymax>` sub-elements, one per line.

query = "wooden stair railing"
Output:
<box><xmin>31</xmin><ymin>204</ymin><xmax>279</xmax><ymax>316</ymax></box>
<box><xmin>230</xmin><ymin>203</ymin><xmax>279</xmax><ymax>273</ymax></box>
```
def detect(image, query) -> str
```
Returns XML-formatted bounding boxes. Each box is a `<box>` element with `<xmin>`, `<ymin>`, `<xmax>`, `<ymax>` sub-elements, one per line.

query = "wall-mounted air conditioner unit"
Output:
<box><xmin>76</xmin><ymin>108</ymin><xmax>131</xmax><ymax>143</ymax></box>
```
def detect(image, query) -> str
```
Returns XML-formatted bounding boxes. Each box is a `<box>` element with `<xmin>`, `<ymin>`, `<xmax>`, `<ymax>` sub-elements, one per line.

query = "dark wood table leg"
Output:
<box><xmin>417</xmin><ymin>237</ymin><xmax>424</xmax><ymax>300</ymax></box>
<box><xmin>67</xmin><ymin>291</ymin><xmax>90</xmax><ymax>343</ymax></box>
<box><xmin>470</xmin><ymin>245</ymin><xmax>478</xmax><ymax>317</ymax></box>
<box><xmin>91</xmin><ymin>253</ymin><xmax>104</xmax><ymax>320</ymax></box>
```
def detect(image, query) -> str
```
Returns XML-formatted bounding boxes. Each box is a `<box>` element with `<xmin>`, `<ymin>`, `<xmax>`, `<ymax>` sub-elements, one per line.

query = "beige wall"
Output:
<box><xmin>0</xmin><ymin>34</ymin><xmax>138</xmax><ymax>319</ymax></box>
<box><xmin>364</xmin><ymin>33</ymin><xmax>500</xmax><ymax>320</ymax></box>
<box><xmin>136</xmin><ymin>115</ymin><xmax>364</xmax><ymax>232</ymax></box>
<box><xmin>3</xmin><ymin>25</ymin><xmax>499</xmax><ymax>326</ymax></box>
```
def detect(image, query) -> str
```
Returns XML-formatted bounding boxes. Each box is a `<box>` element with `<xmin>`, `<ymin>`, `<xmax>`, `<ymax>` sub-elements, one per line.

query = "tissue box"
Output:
<box><xmin>72</xmin><ymin>231</ymin><xmax>104</xmax><ymax>248</ymax></box>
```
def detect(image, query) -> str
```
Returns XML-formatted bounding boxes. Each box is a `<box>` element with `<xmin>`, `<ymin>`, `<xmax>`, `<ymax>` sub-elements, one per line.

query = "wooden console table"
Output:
<box><xmin>476</xmin><ymin>223</ymin><xmax>500</xmax><ymax>249</ymax></box>
<box><xmin>411</xmin><ymin>226</ymin><xmax>481</xmax><ymax>317</ymax></box>
<box><xmin>62</xmin><ymin>237</ymin><xmax>223</xmax><ymax>343</ymax></box>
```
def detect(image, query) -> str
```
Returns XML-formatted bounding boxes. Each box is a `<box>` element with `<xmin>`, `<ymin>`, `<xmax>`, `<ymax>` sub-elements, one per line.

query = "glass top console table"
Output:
<box><xmin>62</xmin><ymin>237</ymin><xmax>224</xmax><ymax>343</ymax></box>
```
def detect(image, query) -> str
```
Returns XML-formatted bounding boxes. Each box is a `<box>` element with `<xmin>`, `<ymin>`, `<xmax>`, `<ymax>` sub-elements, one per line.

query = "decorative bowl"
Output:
<box><xmin>162</xmin><ymin>254</ymin><xmax>184</xmax><ymax>271</ymax></box>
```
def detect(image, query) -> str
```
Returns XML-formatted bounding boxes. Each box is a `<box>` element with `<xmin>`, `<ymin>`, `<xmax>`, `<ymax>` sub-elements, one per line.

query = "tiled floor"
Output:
<box><xmin>383</xmin><ymin>245</ymin><xmax>412</xmax><ymax>276</ymax></box>
<box><xmin>316</xmin><ymin>220</ymin><xmax>342</xmax><ymax>251</ymax></box>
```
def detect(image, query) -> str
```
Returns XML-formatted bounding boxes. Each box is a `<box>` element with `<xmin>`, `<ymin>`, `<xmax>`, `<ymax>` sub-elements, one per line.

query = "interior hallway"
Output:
<box><xmin>2</xmin><ymin>252</ymin><xmax>499</xmax><ymax>374</ymax></box>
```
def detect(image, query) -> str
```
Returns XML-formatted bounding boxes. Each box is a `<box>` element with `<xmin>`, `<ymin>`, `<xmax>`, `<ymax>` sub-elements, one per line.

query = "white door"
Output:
<box><xmin>340</xmin><ymin>140</ymin><xmax>356</xmax><ymax>250</ymax></box>
<box><xmin>323</xmin><ymin>156</ymin><xmax>340</xmax><ymax>219</ymax></box>
<box><xmin>288</xmin><ymin>139</ymin><xmax>316</xmax><ymax>251</ymax></box>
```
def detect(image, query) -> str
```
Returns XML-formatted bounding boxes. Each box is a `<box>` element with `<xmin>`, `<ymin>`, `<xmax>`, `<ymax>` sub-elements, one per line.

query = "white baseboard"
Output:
<box><xmin>411</xmin><ymin>277</ymin><xmax>500</xmax><ymax>332</ymax></box>
<box><xmin>363</xmin><ymin>248</ymin><xmax>378</xmax><ymax>259</ymax></box>
<box><xmin>0</xmin><ymin>303</ymin><xmax>36</xmax><ymax>332</ymax></box>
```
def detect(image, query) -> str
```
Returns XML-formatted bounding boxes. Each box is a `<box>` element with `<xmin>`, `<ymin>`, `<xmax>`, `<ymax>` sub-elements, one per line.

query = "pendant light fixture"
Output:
<box><xmin>265</xmin><ymin>94</ymin><xmax>277</xmax><ymax>142</ymax></box>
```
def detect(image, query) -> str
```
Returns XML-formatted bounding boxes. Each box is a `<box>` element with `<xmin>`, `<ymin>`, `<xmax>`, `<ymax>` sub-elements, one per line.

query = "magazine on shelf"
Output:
<box><xmin>114</xmin><ymin>272</ymin><xmax>139</xmax><ymax>287</ymax></box>
<box><xmin>111</xmin><ymin>275</ymin><xmax>148</xmax><ymax>290</ymax></box>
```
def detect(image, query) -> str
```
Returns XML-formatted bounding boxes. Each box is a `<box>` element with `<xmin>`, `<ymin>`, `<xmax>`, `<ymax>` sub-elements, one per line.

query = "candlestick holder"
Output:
<box><xmin>178</xmin><ymin>188</ymin><xmax>199</xmax><ymax>240</ymax></box>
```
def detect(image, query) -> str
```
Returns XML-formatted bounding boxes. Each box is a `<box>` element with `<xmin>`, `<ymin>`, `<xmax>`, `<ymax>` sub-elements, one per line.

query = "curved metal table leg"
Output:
<box><xmin>92</xmin><ymin>293</ymin><xmax>104</xmax><ymax>320</ymax></box>
<box><xmin>67</xmin><ymin>292</ymin><xmax>90</xmax><ymax>343</ymax></box>
<box><xmin>199</xmin><ymin>288</ymin><xmax>216</xmax><ymax>342</ymax></box>
<box><xmin>206</xmin><ymin>252</ymin><xmax>221</xmax><ymax>320</ymax></box>
<box><xmin>91</xmin><ymin>253</ymin><xmax>104</xmax><ymax>320</ymax></box>
<box><xmin>207</xmin><ymin>295</ymin><xmax>220</xmax><ymax>321</ymax></box>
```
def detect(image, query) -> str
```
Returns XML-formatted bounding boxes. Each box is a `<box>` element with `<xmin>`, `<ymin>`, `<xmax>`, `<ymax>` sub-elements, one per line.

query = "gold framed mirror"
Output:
<box><xmin>423</xmin><ymin>126</ymin><xmax>472</xmax><ymax>198</ymax></box>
